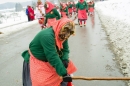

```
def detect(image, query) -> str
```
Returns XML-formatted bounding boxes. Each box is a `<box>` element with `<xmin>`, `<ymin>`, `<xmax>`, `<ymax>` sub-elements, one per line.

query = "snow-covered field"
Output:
<box><xmin>0</xmin><ymin>11</ymin><xmax>28</xmax><ymax>28</ymax></box>
<box><xmin>96</xmin><ymin>0</ymin><xmax>130</xmax><ymax>85</ymax></box>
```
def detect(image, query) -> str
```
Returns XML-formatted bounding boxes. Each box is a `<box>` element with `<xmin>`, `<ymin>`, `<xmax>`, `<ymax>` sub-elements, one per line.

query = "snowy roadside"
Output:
<box><xmin>0</xmin><ymin>20</ymin><xmax>38</xmax><ymax>37</ymax></box>
<box><xmin>95</xmin><ymin>0</ymin><xmax>130</xmax><ymax>85</ymax></box>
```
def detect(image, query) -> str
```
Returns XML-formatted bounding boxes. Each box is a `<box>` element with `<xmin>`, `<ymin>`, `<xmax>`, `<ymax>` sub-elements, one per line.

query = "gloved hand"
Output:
<box><xmin>63</xmin><ymin>76</ymin><xmax>72</xmax><ymax>82</ymax></box>
<box><xmin>62</xmin><ymin>60</ymin><xmax>69</xmax><ymax>68</ymax></box>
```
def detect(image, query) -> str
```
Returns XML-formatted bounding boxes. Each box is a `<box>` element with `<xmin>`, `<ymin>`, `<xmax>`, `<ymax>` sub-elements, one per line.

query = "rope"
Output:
<box><xmin>72</xmin><ymin>76</ymin><xmax>130</xmax><ymax>81</ymax></box>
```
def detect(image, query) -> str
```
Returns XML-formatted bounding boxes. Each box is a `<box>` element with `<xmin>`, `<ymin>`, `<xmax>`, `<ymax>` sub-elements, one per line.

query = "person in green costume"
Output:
<box><xmin>44</xmin><ymin>1</ymin><xmax>61</xmax><ymax>28</ymax></box>
<box><xmin>88</xmin><ymin>1</ymin><xmax>95</xmax><ymax>16</ymax></box>
<box><xmin>21</xmin><ymin>17</ymin><xmax>77</xmax><ymax>86</ymax></box>
<box><xmin>68</xmin><ymin>2</ymin><xmax>73</xmax><ymax>17</ymax></box>
<box><xmin>76</xmin><ymin>0</ymin><xmax>88</xmax><ymax>27</ymax></box>
<box><xmin>60</xmin><ymin>3</ymin><xmax>68</xmax><ymax>18</ymax></box>
<box><xmin>72</xmin><ymin>2</ymin><xmax>77</xmax><ymax>15</ymax></box>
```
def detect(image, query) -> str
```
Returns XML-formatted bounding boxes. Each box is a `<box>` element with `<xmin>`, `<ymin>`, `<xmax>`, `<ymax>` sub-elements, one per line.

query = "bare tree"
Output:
<box><xmin>15</xmin><ymin>3</ymin><xmax>23</xmax><ymax>12</ymax></box>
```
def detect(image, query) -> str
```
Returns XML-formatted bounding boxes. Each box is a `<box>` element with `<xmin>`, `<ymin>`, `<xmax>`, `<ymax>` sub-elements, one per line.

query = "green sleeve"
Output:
<box><xmin>45</xmin><ymin>16</ymin><xmax>48</xmax><ymax>25</ymax></box>
<box><xmin>85</xmin><ymin>2</ymin><xmax>88</xmax><ymax>10</ymax></box>
<box><xmin>76</xmin><ymin>3</ymin><xmax>79</xmax><ymax>9</ymax></box>
<box><xmin>70</xmin><ymin>4</ymin><xmax>73</xmax><ymax>8</ymax></box>
<box><xmin>40</xmin><ymin>35</ymin><xmax>67</xmax><ymax>76</ymax></box>
<box><xmin>66</xmin><ymin>7</ymin><xmax>68</xmax><ymax>15</ymax></box>
<box><xmin>76</xmin><ymin>3</ymin><xmax>79</xmax><ymax>12</ymax></box>
<box><xmin>21</xmin><ymin>50</ymin><xmax>30</xmax><ymax>63</ymax></box>
<box><xmin>60</xmin><ymin>6</ymin><xmax>62</xmax><ymax>11</ymax></box>
<box><xmin>53</xmin><ymin>9</ymin><xmax>61</xmax><ymax>20</ymax></box>
<box><xmin>61</xmin><ymin>40</ymin><xmax>69</xmax><ymax>62</ymax></box>
<box><xmin>93</xmin><ymin>3</ymin><xmax>95</xmax><ymax>8</ymax></box>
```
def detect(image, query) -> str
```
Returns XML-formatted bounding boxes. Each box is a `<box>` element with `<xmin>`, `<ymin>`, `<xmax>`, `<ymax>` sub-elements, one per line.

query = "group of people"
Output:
<box><xmin>59</xmin><ymin>0</ymin><xmax>95</xmax><ymax>27</ymax></box>
<box><xmin>26</xmin><ymin>6</ymin><xmax>35</xmax><ymax>21</ymax></box>
<box><xmin>22</xmin><ymin>0</ymin><xmax>95</xmax><ymax>86</ymax></box>
<box><xmin>26</xmin><ymin>0</ymin><xmax>95</xmax><ymax>29</ymax></box>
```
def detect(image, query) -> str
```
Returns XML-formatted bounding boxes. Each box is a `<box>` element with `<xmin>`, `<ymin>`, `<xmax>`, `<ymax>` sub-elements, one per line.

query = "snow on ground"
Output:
<box><xmin>95</xmin><ymin>0</ymin><xmax>130</xmax><ymax>85</ymax></box>
<box><xmin>0</xmin><ymin>11</ymin><xmax>29</xmax><ymax>28</ymax></box>
<box><xmin>0</xmin><ymin>10</ymin><xmax>39</xmax><ymax>37</ymax></box>
<box><xmin>0</xmin><ymin>20</ymin><xmax>38</xmax><ymax>37</ymax></box>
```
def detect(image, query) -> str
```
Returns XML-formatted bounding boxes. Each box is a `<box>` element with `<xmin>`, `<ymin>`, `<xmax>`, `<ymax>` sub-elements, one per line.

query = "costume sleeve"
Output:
<box><xmin>85</xmin><ymin>2</ymin><xmax>88</xmax><ymax>10</ymax></box>
<box><xmin>66</xmin><ymin>7</ymin><xmax>68</xmax><ymax>15</ymax></box>
<box><xmin>45</xmin><ymin>15</ymin><xmax>48</xmax><ymax>25</ymax></box>
<box><xmin>76</xmin><ymin>2</ymin><xmax>79</xmax><ymax>11</ymax></box>
<box><xmin>40</xmin><ymin>35</ymin><xmax>67</xmax><ymax>76</ymax></box>
<box><xmin>60</xmin><ymin>6</ymin><xmax>62</xmax><ymax>12</ymax></box>
<box><xmin>61</xmin><ymin>40</ymin><xmax>70</xmax><ymax>62</ymax></box>
<box><xmin>93</xmin><ymin>3</ymin><xmax>95</xmax><ymax>8</ymax></box>
<box><xmin>53</xmin><ymin>9</ymin><xmax>61</xmax><ymax>20</ymax></box>
<box><xmin>21</xmin><ymin>50</ymin><xmax>30</xmax><ymax>63</ymax></box>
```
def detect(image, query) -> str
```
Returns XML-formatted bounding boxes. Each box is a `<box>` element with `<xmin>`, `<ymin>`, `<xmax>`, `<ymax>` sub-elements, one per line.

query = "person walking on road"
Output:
<box><xmin>44</xmin><ymin>1</ymin><xmax>61</xmax><ymax>28</ymax></box>
<box><xmin>76</xmin><ymin>0</ymin><xmax>88</xmax><ymax>27</ymax></box>
<box><xmin>88</xmin><ymin>1</ymin><xmax>95</xmax><ymax>16</ymax></box>
<box><xmin>35</xmin><ymin>0</ymin><xmax>45</xmax><ymax>29</ymax></box>
<box><xmin>68</xmin><ymin>2</ymin><xmax>73</xmax><ymax>18</ymax></box>
<box><xmin>60</xmin><ymin>3</ymin><xmax>68</xmax><ymax>18</ymax></box>
<box><xmin>28</xmin><ymin>6</ymin><xmax>35</xmax><ymax>21</ymax></box>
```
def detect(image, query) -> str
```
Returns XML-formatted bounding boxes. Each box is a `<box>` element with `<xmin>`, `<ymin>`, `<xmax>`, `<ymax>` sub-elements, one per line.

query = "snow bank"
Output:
<box><xmin>95</xmin><ymin>0</ymin><xmax>130</xmax><ymax>85</ymax></box>
<box><xmin>0</xmin><ymin>20</ymin><xmax>38</xmax><ymax>37</ymax></box>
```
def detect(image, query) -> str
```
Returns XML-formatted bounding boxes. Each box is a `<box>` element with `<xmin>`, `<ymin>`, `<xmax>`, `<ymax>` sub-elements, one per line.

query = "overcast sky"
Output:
<box><xmin>0</xmin><ymin>0</ymin><xmax>31</xmax><ymax>4</ymax></box>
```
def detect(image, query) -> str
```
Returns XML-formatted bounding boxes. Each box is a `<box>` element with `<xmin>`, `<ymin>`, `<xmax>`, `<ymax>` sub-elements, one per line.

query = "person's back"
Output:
<box><xmin>29</xmin><ymin>28</ymin><xmax>54</xmax><ymax>61</ymax></box>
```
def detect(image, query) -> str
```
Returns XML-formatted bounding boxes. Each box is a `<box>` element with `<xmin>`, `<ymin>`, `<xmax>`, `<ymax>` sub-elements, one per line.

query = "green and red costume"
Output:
<box><xmin>68</xmin><ymin>2</ymin><xmax>73</xmax><ymax>16</ymax></box>
<box><xmin>60</xmin><ymin>3</ymin><xmax>68</xmax><ymax>18</ymax></box>
<box><xmin>76</xmin><ymin>0</ymin><xmax>88</xmax><ymax>26</ymax></box>
<box><xmin>88</xmin><ymin>1</ymin><xmax>95</xmax><ymax>14</ymax></box>
<box><xmin>44</xmin><ymin>1</ymin><xmax>61</xmax><ymax>27</ymax></box>
<box><xmin>22</xmin><ymin>18</ymin><xmax>77</xmax><ymax>86</ymax></box>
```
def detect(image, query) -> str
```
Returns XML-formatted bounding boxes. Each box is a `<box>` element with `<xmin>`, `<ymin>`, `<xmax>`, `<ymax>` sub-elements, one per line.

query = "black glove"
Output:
<box><xmin>62</xmin><ymin>60</ymin><xmax>69</xmax><ymax>68</ymax></box>
<box><xmin>63</xmin><ymin>76</ymin><xmax>72</xmax><ymax>82</ymax></box>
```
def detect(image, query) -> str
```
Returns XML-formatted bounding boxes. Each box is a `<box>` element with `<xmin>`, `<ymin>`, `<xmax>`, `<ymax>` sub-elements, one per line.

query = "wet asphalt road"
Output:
<box><xmin>0</xmin><ymin>12</ymin><xmax>127</xmax><ymax>86</ymax></box>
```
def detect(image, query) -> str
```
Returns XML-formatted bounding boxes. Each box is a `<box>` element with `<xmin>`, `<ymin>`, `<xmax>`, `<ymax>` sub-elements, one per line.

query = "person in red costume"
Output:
<box><xmin>28</xmin><ymin>6</ymin><xmax>35</xmax><ymax>21</ymax></box>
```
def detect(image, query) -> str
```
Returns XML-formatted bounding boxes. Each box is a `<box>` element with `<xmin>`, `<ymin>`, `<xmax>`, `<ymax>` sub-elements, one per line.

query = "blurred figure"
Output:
<box><xmin>72</xmin><ymin>2</ymin><xmax>77</xmax><ymax>15</ymax></box>
<box><xmin>28</xmin><ymin>6</ymin><xmax>35</xmax><ymax>21</ymax></box>
<box><xmin>60</xmin><ymin>3</ymin><xmax>68</xmax><ymax>18</ymax></box>
<box><xmin>68</xmin><ymin>2</ymin><xmax>73</xmax><ymax>17</ymax></box>
<box><xmin>35</xmin><ymin>0</ymin><xmax>45</xmax><ymax>29</ymax></box>
<box><xmin>88</xmin><ymin>1</ymin><xmax>95</xmax><ymax>16</ymax></box>
<box><xmin>26</xmin><ymin>6</ymin><xmax>30</xmax><ymax>21</ymax></box>
<box><xmin>44</xmin><ymin>1</ymin><xmax>60</xmax><ymax>27</ymax></box>
<box><xmin>76</xmin><ymin>0</ymin><xmax>88</xmax><ymax>27</ymax></box>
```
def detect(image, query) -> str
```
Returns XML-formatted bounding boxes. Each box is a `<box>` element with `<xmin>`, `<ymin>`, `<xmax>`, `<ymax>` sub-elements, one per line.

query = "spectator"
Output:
<box><xmin>26</xmin><ymin>6</ymin><xmax>30</xmax><ymax>21</ymax></box>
